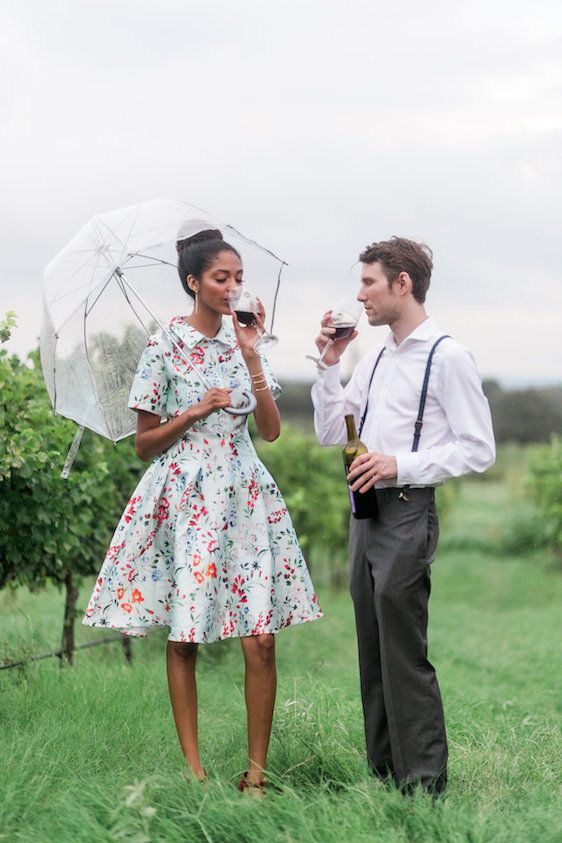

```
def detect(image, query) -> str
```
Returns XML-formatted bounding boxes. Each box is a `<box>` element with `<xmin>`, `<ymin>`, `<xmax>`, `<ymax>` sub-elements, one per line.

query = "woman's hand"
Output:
<box><xmin>315</xmin><ymin>310</ymin><xmax>358</xmax><ymax>367</ymax></box>
<box><xmin>135</xmin><ymin>389</ymin><xmax>232</xmax><ymax>461</ymax></box>
<box><xmin>193</xmin><ymin>387</ymin><xmax>232</xmax><ymax>420</ymax></box>
<box><xmin>231</xmin><ymin>300</ymin><xmax>266</xmax><ymax>361</ymax></box>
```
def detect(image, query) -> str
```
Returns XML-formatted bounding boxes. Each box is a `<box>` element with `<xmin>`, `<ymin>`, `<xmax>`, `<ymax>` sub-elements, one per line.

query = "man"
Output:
<box><xmin>311</xmin><ymin>237</ymin><xmax>495</xmax><ymax>794</ymax></box>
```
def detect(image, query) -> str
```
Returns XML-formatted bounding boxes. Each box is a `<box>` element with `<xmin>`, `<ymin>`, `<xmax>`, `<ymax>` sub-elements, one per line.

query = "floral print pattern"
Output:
<box><xmin>83</xmin><ymin>318</ymin><xmax>322</xmax><ymax>642</ymax></box>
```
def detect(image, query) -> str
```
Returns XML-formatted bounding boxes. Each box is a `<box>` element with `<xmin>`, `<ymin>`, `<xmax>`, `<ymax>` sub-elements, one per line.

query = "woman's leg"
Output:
<box><xmin>166</xmin><ymin>641</ymin><xmax>205</xmax><ymax>779</ymax></box>
<box><xmin>240</xmin><ymin>633</ymin><xmax>277</xmax><ymax>784</ymax></box>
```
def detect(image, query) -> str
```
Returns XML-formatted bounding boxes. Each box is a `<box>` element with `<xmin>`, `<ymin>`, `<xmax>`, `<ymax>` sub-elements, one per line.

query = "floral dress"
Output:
<box><xmin>83</xmin><ymin>317</ymin><xmax>322</xmax><ymax>643</ymax></box>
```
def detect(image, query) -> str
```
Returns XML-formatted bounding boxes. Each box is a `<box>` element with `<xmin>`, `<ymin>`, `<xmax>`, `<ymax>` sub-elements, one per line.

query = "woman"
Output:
<box><xmin>83</xmin><ymin>229</ymin><xmax>322</xmax><ymax>792</ymax></box>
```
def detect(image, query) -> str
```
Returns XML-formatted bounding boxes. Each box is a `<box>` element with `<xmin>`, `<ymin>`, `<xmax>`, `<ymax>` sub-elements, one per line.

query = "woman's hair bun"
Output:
<box><xmin>176</xmin><ymin>228</ymin><xmax>223</xmax><ymax>253</ymax></box>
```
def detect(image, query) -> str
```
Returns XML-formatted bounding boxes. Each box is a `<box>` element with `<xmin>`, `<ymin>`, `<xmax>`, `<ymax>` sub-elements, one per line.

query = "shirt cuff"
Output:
<box><xmin>396</xmin><ymin>452</ymin><xmax>421</xmax><ymax>486</ymax></box>
<box><xmin>315</xmin><ymin>361</ymin><xmax>341</xmax><ymax>384</ymax></box>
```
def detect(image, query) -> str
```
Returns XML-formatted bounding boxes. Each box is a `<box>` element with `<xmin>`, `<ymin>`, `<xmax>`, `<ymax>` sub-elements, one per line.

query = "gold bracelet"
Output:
<box><xmin>253</xmin><ymin>385</ymin><xmax>270</xmax><ymax>392</ymax></box>
<box><xmin>250</xmin><ymin>372</ymin><xmax>266</xmax><ymax>381</ymax></box>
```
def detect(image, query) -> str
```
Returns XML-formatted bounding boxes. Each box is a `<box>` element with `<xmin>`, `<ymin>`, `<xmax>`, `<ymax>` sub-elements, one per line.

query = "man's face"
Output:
<box><xmin>357</xmin><ymin>261</ymin><xmax>401</xmax><ymax>326</ymax></box>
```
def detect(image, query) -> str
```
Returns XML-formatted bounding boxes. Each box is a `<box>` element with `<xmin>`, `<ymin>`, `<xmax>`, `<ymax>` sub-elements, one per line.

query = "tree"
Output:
<box><xmin>0</xmin><ymin>316</ymin><xmax>142</xmax><ymax>662</ymax></box>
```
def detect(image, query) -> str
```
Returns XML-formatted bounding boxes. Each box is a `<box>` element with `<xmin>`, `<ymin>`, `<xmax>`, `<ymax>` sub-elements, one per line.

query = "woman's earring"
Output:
<box><xmin>194</xmin><ymin>289</ymin><xmax>198</xmax><ymax>314</ymax></box>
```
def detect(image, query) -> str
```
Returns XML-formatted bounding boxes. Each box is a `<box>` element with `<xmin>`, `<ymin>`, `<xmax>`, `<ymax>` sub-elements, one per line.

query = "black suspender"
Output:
<box><xmin>412</xmin><ymin>335</ymin><xmax>450</xmax><ymax>451</ymax></box>
<box><xmin>358</xmin><ymin>335</ymin><xmax>451</xmax><ymax>450</ymax></box>
<box><xmin>357</xmin><ymin>347</ymin><xmax>386</xmax><ymax>438</ymax></box>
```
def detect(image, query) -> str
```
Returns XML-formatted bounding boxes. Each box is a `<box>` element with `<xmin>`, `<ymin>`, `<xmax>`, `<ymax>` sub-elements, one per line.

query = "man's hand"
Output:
<box><xmin>347</xmin><ymin>452</ymin><xmax>398</xmax><ymax>493</ymax></box>
<box><xmin>315</xmin><ymin>310</ymin><xmax>358</xmax><ymax>367</ymax></box>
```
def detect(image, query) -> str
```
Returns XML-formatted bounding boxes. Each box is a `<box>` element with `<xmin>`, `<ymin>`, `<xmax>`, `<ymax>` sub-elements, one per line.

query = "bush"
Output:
<box><xmin>526</xmin><ymin>436</ymin><xmax>562</xmax><ymax>561</ymax></box>
<box><xmin>256</xmin><ymin>425</ymin><xmax>350</xmax><ymax>584</ymax></box>
<box><xmin>257</xmin><ymin>423</ymin><xmax>459</xmax><ymax>586</ymax></box>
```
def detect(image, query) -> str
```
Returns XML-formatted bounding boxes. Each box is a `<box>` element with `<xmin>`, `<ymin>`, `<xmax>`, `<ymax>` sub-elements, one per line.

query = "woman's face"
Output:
<box><xmin>191</xmin><ymin>250</ymin><xmax>243</xmax><ymax>315</ymax></box>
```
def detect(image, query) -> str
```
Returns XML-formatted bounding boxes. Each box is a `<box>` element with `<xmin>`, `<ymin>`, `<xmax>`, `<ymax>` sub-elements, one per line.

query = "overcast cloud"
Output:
<box><xmin>1</xmin><ymin>0</ymin><xmax>561</xmax><ymax>383</ymax></box>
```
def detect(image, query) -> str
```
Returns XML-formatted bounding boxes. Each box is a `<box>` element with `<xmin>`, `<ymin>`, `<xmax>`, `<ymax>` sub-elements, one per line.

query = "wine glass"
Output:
<box><xmin>306</xmin><ymin>296</ymin><xmax>363</xmax><ymax>370</ymax></box>
<box><xmin>228</xmin><ymin>288</ymin><xmax>278</xmax><ymax>350</ymax></box>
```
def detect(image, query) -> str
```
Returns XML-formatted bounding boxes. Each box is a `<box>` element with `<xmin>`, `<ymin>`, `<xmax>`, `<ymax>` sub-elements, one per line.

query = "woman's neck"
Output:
<box><xmin>186</xmin><ymin>306</ymin><xmax>222</xmax><ymax>338</ymax></box>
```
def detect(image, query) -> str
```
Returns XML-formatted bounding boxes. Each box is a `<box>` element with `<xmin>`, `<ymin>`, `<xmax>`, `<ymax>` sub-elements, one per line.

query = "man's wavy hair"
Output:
<box><xmin>359</xmin><ymin>237</ymin><xmax>433</xmax><ymax>303</ymax></box>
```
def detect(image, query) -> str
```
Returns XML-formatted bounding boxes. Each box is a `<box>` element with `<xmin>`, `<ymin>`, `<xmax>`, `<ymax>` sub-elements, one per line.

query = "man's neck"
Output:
<box><xmin>389</xmin><ymin>307</ymin><xmax>429</xmax><ymax>346</ymax></box>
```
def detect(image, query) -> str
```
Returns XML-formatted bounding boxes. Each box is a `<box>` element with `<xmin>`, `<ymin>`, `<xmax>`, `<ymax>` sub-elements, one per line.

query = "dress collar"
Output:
<box><xmin>168</xmin><ymin>317</ymin><xmax>237</xmax><ymax>349</ymax></box>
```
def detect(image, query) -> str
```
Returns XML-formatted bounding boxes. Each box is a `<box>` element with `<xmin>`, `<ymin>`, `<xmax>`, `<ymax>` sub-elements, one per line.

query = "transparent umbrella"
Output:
<box><xmin>40</xmin><ymin>199</ymin><xmax>287</xmax><ymax>475</ymax></box>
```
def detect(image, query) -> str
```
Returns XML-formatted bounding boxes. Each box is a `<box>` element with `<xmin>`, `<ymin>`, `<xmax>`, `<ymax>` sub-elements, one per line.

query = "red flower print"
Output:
<box><xmin>191</xmin><ymin>347</ymin><xmax>205</xmax><ymax>365</ymax></box>
<box><xmin>247</xmin><ymin>478</ymin><xmax>259</xmax><ymax>509</ymax></box>
<box><xmin>206</xmin><ymin>563</ymin><xmax>217</xmax><ymax>579</ymax></box>
<box><xmin>105</xmin><ymin>542</ymin><xmax>125</xmax><ymax>561</ymax></box>
<box><xmin>117</xmin><ymin>587</ymin><xmax>125</xmax><ymax>600</ymax></box>
<box><xmin>154</xmin><ymin>497</ymin><xmax>170</xmax><ymax>525</ymax></box>
<box><xmin>194</xmin><ymin>571</ymin><xmax>205</xmax><ymax>584</ymax></box>
<box><xmin>267</xmin><ymin>508</ymin><xmax>288</xmax><ymax>524</ymax></box>
<box><xmin>193</xmin><ymin>553</ymin><xmax>202</xmax><ymax>567</ymax></box>
<box><xmin>232</xmin><ymin>575</ymin><xmax>247</xmax><ymax>602</ymax></box>
<box><xmin>121</xmin><ymin>603</ymin><xmax>133</xmax><ymax>614</ymax></box>
<box><xmin>131</xmin><ymin>589</ymin><xmax>144</xmax><ymax>603</ymax></box>
<box><xmin>124</xmin><ymin>495</ymin><xmax>142</xmax><ymax>524</ymax></box>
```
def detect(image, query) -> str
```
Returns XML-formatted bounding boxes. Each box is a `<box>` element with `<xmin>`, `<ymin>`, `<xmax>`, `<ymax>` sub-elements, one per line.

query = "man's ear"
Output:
<box><xmin>397</xmin><ymin>271</ymin><xmax>413</xmax><ymax>296</ymax></box>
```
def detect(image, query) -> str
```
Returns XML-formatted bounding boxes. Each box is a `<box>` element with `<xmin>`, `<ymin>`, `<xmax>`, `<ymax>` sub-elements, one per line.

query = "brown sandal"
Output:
<box><xmin>238</xmin><ymin>771</ymin><xmax>266</xmax><ymax>796</ymax></box>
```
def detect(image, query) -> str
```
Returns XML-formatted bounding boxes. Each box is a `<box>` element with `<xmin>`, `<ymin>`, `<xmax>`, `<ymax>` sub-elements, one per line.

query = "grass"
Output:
<box><xmin>1</xmin><ymin>479</ymin><xmax>561</xmax><ymax>842</ymax></box>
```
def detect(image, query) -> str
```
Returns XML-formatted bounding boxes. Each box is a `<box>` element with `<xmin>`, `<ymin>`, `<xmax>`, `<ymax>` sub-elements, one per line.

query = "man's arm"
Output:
<box><xmin>310</xmin><ymin>311</ymin><xmax>365</xmax><ymax>446</ymax></box>
<box><xmin>311</xmin><ymin>363</ymin><xmax>362</xmax><ymax>445</ymax></box>
<box><xmin>396</xmin><ymin>347</ymin><xmax>495</xmax><ymax>485</ymax></box>
<box><xmin>347</xmin><ymin>346</ymin><xmax>495</xmax><ymax>491</ymax></box>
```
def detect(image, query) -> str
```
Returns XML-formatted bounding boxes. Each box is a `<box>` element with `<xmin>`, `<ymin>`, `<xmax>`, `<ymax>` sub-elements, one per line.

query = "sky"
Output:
<box><xmin>1</xmin><ymin>0</ymin><xmax>562</xmax><ymax>385</ymax></box>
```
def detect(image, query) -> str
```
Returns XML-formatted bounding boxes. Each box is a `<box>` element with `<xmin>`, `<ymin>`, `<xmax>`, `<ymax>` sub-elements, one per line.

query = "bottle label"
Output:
<box><xmin>347</xmin><ymin>484</ymin><xmax>356</xmax><ymax>514</ymax></box>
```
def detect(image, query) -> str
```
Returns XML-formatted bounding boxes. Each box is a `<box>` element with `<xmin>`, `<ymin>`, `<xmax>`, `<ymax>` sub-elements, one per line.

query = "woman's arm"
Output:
<box><xmin>244</xmin><ymin>351</ymin><xmax>280</xmax><ymax>442</ymax></box>
<box><xmin>231</xmin><ymin>310</ymin><xmax>280</xmax><ymax>442</ymax></box>
<box><xmin>135</xmin><ymin>387</ymin><xmax>232</xmax><ymax>461</ymax></box>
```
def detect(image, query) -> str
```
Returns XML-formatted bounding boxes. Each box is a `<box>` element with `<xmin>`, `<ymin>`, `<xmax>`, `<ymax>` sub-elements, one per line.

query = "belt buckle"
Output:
<box><xmin>398</xmin><ymin>489</ymin><xmax>410</xmax><ymax>502</ymax></box>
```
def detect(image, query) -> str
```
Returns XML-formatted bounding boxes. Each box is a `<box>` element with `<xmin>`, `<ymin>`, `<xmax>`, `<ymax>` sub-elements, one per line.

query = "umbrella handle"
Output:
<box><xmin>224</xmin><ymin>388</ymin><xmax>257</xmax><ymax>416</ymax></box>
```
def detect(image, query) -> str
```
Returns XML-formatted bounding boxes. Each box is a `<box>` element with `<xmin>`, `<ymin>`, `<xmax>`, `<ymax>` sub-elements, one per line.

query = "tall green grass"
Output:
<box><xmin>1</xmin><ymin>480</ymin><xmax>561</xmax><ymax>842</ymax></box>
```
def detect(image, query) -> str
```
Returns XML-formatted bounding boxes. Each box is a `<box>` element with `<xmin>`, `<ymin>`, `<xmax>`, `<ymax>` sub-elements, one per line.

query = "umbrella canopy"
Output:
<box><xmin>41</xmin><ymin>199</ymin><xmax>286</xmax><ymax>443</ymax></box>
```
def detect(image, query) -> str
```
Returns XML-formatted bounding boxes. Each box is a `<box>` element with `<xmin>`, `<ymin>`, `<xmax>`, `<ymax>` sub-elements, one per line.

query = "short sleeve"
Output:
<box><xmin>258</xmin><ymin>352</ymin><xmax>281</xmax><ymax>401</ymax></box>
<box><xmin>128</xmin><ymin>335</ymin><xmax>169</xmax><ymax>416</ymax></box>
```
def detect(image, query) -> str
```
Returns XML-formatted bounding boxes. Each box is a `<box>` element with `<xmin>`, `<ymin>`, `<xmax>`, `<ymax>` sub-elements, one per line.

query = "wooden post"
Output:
<box><xmin>60</xmin><ymin>569</ymin><xmax>79</xmax><ymax>666</ymax></box>
<box><xmin>121</xmin><ymin>636</ymin><xmax>133</xmax><ymax>663</ymax></box>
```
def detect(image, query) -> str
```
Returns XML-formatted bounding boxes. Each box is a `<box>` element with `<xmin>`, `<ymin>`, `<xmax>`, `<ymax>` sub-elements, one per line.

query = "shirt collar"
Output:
<box><xmin>383</xmin><ymin>316</ymin><xmax>438</xmax><ymax>350</ymax></box>
<box><xmin>168</xmin><ymin>317</ymin><xmax>237</xmax><ymax>350</ymax></box>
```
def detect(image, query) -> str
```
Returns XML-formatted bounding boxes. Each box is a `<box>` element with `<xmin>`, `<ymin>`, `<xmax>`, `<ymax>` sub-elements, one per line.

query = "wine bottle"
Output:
<box><xmin>343</xmin><ymin>414</ymin><xmax>379</xmax><ymax>520</ymax></box>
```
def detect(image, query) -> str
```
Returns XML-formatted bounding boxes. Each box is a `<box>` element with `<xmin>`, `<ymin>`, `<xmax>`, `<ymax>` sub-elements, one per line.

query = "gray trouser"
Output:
<box><xmin>349</xmin><ymin>487</ymin><xmax>448</xmax><ymax>792</ymax></box>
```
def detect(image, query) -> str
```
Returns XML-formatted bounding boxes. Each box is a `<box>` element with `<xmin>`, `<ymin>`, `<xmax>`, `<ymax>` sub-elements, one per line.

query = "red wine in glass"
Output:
<box><xmin>234</xmin><ymin>309</ymin><xmax>257</xmax><ymax>326</ymax></box>
<box><xmin>332</xmin><ymin>324</ymin><xmax>355</xmax><ymax>339</ymax></box>
<box><xmin>228</xmin><ymin>288</ymin><xmax>279</xmax><ymax>349</ymax></box>
<box><xmin>306</xmin><ymin>297</ymin><xmax>363</xmax><ymax>370</ymax></box>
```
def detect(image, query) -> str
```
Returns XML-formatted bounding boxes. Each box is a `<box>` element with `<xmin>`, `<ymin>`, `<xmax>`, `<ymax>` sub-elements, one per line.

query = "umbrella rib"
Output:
<box><xmin>224</xmin><ymin>223</ymin><xmax>288</xmax><ymax>265</ymax></box>
<box><xmin>126</xmin><ymin>252</ymin><xmax>176</xmax><ymax>268</ymax></box>
<box><xmin>118</xmin><ymin>273</ymin><xmax>214</xmax><ymax>391</ymax></box>
<box><xmin>82</xmin><ymin>289</ymin><xmax>116</xmax><ymax>441</ymax></box>
<box><xmin>114</xmin><ymin>275</ymin><xmax>153</xmax><ymax>335</ymax></box>
<box><xmin>269</xmin><ymin>261</ymin><xmax>285</xmax><ymax>335</ymax></box>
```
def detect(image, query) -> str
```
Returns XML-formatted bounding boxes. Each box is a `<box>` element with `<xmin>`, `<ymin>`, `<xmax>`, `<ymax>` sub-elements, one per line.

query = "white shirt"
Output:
<box><xmin>311</xmin><ymin>316</ymin><xmax>496</xmax><ymax>487</ymax></box>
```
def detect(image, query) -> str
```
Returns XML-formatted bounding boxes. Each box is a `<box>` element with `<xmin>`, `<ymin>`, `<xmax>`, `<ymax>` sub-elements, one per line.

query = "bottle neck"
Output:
<box><xmin>345</xmin><ymin>414</ymin><xmax>358</xmax><ymax>441</ymax></box>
